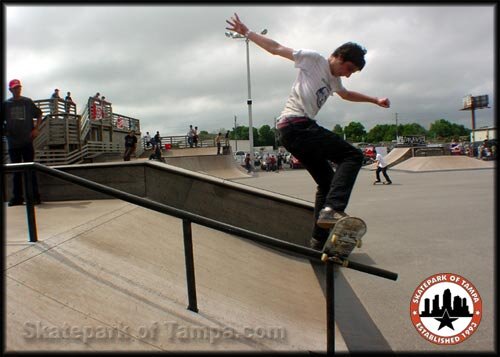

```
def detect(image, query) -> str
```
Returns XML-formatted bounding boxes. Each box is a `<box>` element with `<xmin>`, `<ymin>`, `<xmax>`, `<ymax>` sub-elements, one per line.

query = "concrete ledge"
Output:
<box><xmin>5</xmin><ymin>161</ymin><xmax>314</xmax><ymax>247</ymax></box>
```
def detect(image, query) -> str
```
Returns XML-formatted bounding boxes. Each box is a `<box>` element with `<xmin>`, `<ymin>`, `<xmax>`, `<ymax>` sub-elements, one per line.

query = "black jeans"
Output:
<box><xmin>123</xmin><ymin>146</ymin><xmax>135</xmax><ymax>161</ymax></box>
<box><xmin>278</xmin><ymin>119</ymin><xmax>363</xmax><ymax>241</ymax></box>
<box><xmin>8</xmin><ymin>143</ymin><xmax>40</xmax><ymax>201</ymax></box>
<box><xmin>376</xmin><ymin>166</ymin><xmax>391</xmax><ymax>182</ymax></box>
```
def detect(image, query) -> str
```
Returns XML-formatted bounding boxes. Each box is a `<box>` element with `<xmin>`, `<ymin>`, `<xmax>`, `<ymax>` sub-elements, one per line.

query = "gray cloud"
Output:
<box><xmin>5</xmin><ymin>5</ymin><xmax>494</xmax><ymax>136</ymax></box>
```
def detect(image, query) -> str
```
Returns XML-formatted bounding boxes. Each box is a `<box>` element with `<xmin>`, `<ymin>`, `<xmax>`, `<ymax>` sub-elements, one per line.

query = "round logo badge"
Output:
<box><xmin>410</xmin><ymin>273</ymin><xmax>482</xmax><ymax>345</ymax></box>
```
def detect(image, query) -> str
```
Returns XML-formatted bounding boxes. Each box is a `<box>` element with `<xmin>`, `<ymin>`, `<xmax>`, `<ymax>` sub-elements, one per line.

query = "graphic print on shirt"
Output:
<box><xmin>316</xmin><ymin>86</ymin><xmax>330</xmax><ymax>110</ymax></box>
<box><xmin>10</xmin><ymin>105</ymin><xmax>27</xmax><ymax>121</ymax></box>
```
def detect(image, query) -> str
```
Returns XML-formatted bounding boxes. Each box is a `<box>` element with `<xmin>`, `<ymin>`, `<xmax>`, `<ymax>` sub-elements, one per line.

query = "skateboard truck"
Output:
<box><xmin>321</xmin><ymin>233</ymin><xmax>362</xmax><ymax>263</ymax></box>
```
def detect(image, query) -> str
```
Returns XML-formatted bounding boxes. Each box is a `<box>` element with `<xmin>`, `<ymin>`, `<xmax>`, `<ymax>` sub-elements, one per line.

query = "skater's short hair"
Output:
<box><xmin>332</xmin><ymin>42</ymin><xmax>367</xmax><ymax>71</ymax></box>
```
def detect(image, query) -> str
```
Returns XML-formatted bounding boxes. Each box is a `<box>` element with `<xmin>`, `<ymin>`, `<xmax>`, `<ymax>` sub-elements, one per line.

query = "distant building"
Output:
<box><xmin>471</xmin><ymin>127</ymin><xmax>496</xmax><ymax>142</ymax></box>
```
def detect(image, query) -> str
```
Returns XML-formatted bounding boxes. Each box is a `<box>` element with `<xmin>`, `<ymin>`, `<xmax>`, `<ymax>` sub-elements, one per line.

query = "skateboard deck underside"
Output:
<box><xmin>322</xmin><ymin>216</ymin><xmax>367</xmax><ymax>260</ymax></box>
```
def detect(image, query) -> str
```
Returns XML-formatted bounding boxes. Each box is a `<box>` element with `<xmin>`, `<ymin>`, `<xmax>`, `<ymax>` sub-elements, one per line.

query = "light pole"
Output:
<box><xmin>234</xmin><ymin>115</ymin><xmax>238</xmax><ymax>151</ymax></box>
<box><xmin>225</xmin><ymin>28</ymin><xmax>267</xmax><ymax>169</ymax></box>
<box><xmin>395</xmin><ymin>112</ymin><xmax>399</xmax><ymax>143</ymax></box>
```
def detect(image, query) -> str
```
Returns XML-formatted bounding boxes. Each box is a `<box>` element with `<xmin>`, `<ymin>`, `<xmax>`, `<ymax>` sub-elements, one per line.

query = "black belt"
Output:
<box><xmin>277</xmin><ymin>117</ymin><xmax>311</xmax><ymax>129</ymax></box>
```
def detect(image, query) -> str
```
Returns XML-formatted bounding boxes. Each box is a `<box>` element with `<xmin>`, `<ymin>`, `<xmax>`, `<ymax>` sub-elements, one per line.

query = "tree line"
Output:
<box><xmin>335</xmin><ymin>119</ymin><xmax>470</xmax><ymax>143</ymax></box>
<box><xmin>198</xmin><ymin>119</ymin><xmax>470</xmax><ymax>147</ymax></box>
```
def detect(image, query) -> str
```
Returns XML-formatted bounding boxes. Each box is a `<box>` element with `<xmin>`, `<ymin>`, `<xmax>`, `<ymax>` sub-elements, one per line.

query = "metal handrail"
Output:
<box><xmin>4</xmin><ymin>161</ymin><xmax>398</xmax><ymax>354</ymax></box>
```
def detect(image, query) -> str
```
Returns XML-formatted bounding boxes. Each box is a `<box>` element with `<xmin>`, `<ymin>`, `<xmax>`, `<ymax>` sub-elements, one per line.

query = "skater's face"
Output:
<box><xmin>330</xmin><ymin>56</ymin><xmax>359</xmax><ymax>78</ymax></box>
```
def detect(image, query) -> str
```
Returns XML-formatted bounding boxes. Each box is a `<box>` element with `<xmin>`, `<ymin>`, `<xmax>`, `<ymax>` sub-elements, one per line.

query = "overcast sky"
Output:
<box><xmin>4</xmin><ymin>4</ymin><xmax>496</xmax><ymax>137</ymax></box>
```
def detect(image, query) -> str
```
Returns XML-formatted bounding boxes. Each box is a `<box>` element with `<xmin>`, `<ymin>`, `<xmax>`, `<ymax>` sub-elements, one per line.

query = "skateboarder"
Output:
<box><xmin>226</xmin><ymin>13</ymin><xmax>391</xmax><ymax>250</ymax></box>
<box><xmin>374</xmin><ymin>147</ymin><xmax>392</xmax><ymax>184</ymax></box>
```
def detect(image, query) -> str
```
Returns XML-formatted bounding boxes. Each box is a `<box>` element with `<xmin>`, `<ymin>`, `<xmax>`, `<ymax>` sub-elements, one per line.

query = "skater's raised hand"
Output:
<box><xmin>226</xmin><ymin>13</ymin><xmax>250</xmax><ymax>37</ymax></box>
<box><xmin>225</xmin><ymin>13</ymin><xmax>294</xmax><ymax>61</ymax></box>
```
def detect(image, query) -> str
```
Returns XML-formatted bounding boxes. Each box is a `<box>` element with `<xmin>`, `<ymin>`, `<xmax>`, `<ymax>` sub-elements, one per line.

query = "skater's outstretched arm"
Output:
<box><xmin>337</xmin><ymin>90</ymin><xmax>391</xmax><ymax>108</ymax></box>
<box><xmin>226</xmin><ymin>13</ymin><xmax>294</xmax><ymax>61</ymax></box>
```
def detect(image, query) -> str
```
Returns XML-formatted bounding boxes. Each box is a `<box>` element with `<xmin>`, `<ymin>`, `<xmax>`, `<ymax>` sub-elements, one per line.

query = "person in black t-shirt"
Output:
<box><xmin>3</xmin><ymin>79</ymin><xmax>43</xmax><ymax>206</ymax></box>
<box><xmin>123</xmin><ymin>130</ymin><xmax>138</xmax><ymax>161</ymax></box>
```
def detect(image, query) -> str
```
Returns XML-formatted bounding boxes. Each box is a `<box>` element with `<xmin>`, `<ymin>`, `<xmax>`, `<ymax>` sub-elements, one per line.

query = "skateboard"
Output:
<box><xmin>321</xmin><ymin>216</ymin><xmax>367</xmax><ymax>263</ymax></box>
<box><xmin>373</xmin><ymin>181</ymin><xmax>391</xmax><ymax>185</ymax></box>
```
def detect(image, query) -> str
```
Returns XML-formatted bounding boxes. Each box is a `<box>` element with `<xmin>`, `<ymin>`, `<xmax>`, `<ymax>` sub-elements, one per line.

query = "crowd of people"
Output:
<box><xmin>48</xmin><ymin>89</ymin><xmax>113</xmax><ymax>116</ymax></box>
<box><xmin>142</xmin><ymin>131</ymin><xmax>164</xmax><ymax>161</ymax></box>
<box><xmin>50</xmin><ymin>88</ymin><xmax>76</xmax><ymax>114</ymax></box>
<box><xmin>474</xmin><ymin>140</ymin><xmax>496</xmax><ymax>160</ymax></box>
<box><xmin>187</xmin><ymin>125</ymin><xmax>200</xmax><ymax>148</ymax></box>
<box><xmin>450</xmin><ymin>139</ymin><xmax>497</xmax><ymax>160</ymax></box>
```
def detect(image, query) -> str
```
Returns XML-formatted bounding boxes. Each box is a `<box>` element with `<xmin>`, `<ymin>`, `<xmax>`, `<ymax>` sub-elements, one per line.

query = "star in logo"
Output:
<box><xmin>435</xmin><ymin>309</ymin><xmax>459</xmax><ymax>331</ymax></box>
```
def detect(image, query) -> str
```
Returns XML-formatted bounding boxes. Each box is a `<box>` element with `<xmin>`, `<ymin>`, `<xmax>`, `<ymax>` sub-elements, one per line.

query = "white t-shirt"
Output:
<box><xmin>376</xmin><ymin>153</ymin><xmax>387</xmax><ymax>168</ymax></box>
<box><xmin>278</xmin><ymin>49</ymin><xmax>346</xmax><ymax>122</ymax></box>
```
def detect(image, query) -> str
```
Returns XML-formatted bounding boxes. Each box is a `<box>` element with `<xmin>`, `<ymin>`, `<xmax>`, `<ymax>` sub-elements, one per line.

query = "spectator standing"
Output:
<box><xmin>51</xmin><ymin>88</ymin><xmax>61</xmax><ymax>114</ymax></box>
<box><xmin>269</xmin><ymin>155</ymin><xmax>277</xmax><ymax>171</ymax></box>
<box><xmin>193</xmin><ymin>126</ymin><xmax>199</xmax><ymax>147</ymax></box>
<box><xmin>478</xmin><ymin>139</ymin><xmax>488</xmax><ymax>159</ymax></box>
<box><xmin>144</xmin><ymin>131</ymin><xmax>152</xmax><ymax>149</ymax></box>
<box><xmin>244</xmin><ymin>153</ymin><xmax>252</xmax><ymax>173</ymax></box>
<box><xmin>123</xmin><ymin>130</ymin><xmax>138</xmax><ymax>161</ymax></box>
<box><xmin>225</xmin><ymin>130</ymin><xmax>230</xmax><ymax>146</ymax></box>
<box><xmin>51</xmin><ymin>88</ymin><xmax>60</xmax><ymax>99</ymax></box>
<box><xmin>154</xmin><ymin>131</ymin><xmax>161</xmax><ymax>150</ymax></box>
<box><xmin>216</xmin><ymin>132</ymin><xmax>222</xmax><ymax>155</ymax></box>
<box><xmin>277</xmin><ymin>152</ymin><xmax>283</xmax><ymax>172</ymax></box>
<box><xmin>64</xmin><ymin>91</ymin><xmax>75</xmax><ymax>113</ymax></box>
<box><xmin>187</xmin><ymin>125</ymin><xmax>195</xmax><ymax>147</ymax></box>
<box><xmin>3</xmin><ymin>79</ymin><xmax>43</xmax><ymax>206</ymax></box>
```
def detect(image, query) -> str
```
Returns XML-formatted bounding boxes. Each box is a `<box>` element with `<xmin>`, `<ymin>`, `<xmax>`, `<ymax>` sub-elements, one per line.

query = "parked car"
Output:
<box><xmin>234</xmin><ymin>150</ymin><xmax>246</xmax><ymax>165</ymax></box>
<box><xmin>361</xmin><ymin>145</ymin><xmax>376</xmax><ymax>165</ymax></box>
<box><xmin>289</xmin><ymin>155</ymin><xmax>303</xmax><ymax>169</ymax></box>
<box><xmin>449</xmin><ymin>142</ymin><xmax>464</xmax><ymax>155</ymax></box>
<box><xmin>363</xmin><ymin>145</ymin><xmax>376</xmax><ymax>160</ymax></box>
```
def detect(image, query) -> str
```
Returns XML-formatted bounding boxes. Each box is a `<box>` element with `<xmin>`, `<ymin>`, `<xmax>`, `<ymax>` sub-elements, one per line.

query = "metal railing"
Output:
<box><xmin>4</xmin><ymin>162</ymin><xmax>398</xmax><ymax>353</ymax></box>
<box><xmin>142</xmin><ymin>135</ymin><xmax>216</xmax><ymax>150</ymax></box>
<box><xmin>34</xmin><ymin>98</ymin><xmax>77</xmax><ymax>117</ymax></box>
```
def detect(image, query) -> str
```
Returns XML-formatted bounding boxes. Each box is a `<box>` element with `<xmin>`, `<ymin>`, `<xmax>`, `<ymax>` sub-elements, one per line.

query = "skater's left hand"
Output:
<box><xmin>377</xmin><ymin>97</ymin><xmax>391</xmax><ymax>108</ymax></box>
<box><xmin>226</xmin><ymin>13</ymin><xmax>250</xmax><ymax>37</ymax></box>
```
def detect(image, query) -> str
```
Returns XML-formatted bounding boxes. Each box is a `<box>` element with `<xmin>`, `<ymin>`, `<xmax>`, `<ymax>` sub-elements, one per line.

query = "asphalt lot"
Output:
<box><xmin>234</xmin><ymin>166</ymin><xmax>496</xmax><ymax>352</ymax></box>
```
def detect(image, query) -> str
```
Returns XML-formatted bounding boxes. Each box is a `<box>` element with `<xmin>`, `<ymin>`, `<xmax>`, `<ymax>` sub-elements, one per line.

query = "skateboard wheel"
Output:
<box><xmin>331</xmin><ymin>234</ymin><xmax>338</xmax><ymax>244</ymax></box>
<box><xmin>321</xmin><ymin>253</ymin><xmax>329</xmax><ymax>262</ymax></box>
<box><xmin>356</xmin><ymin>239</ymin><xmax>362</xmax><ymax>248</ymax></box>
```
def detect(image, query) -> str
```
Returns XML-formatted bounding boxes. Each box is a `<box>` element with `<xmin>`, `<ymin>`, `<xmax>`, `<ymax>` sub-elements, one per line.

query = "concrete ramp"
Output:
<box><xmin>391</xmin><ymin>155</ymin><xmax>495</xmax><ymax>172</ymax></box>
<box><xmin>29</xmin><ymin>160</ymin><xmax>314</xmax><ymax>248</ymax></box>
<box><xmin>364</xmin><ymin>147</ymin><xmax>412</xmax><ymax>170</ymax></box>
<box><xmin>5</xmin><ymin>200</ymin><xmax>339</xmax><ymax>352</ymax></box>
<box><xmin>166</xmin><ymin>147</ymin><xmax>220</xmax><ymax>157</ymax></box>
<box><xmin>164</xmin><ymin>154</ymin><xmax>250</xmax><ymax>180</ymax></box>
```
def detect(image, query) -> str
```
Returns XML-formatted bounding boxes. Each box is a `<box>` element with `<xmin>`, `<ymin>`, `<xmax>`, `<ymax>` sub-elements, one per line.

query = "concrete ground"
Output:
<box><xmin>234</xmin><ymin>166</ymin><xmax>496</xmax><ymax>353</ymax></box>
<box><xmin>4</xmin><ymin>161</ymin><xmax>496</xmax><ymax>353</ymax></box>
